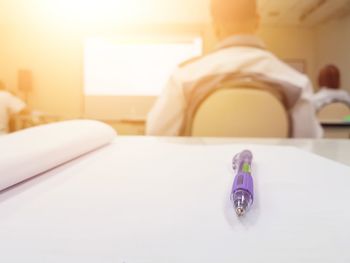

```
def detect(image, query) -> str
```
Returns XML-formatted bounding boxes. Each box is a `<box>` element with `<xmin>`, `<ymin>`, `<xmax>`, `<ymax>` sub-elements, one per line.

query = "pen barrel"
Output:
<box><xmin>232</xmin><ymin>171</ymin><xmax>254</xmax><ymax>198</ymax></box>
<box><xmin>231</xmin><ymin>171</ymin><xmax>254</xmax><ymax>215</ymax></box>
<box><xmin>231</xmin><ymin>150</ymin><xmax>254</xmax><ymax>216</ymax></box>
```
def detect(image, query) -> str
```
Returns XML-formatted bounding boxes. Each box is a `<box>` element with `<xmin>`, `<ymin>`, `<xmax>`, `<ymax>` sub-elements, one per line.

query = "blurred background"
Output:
<box><xmin>1</xmin><ymin>0</ymin><xmax>350</xmax><ymax>137</ymax></box>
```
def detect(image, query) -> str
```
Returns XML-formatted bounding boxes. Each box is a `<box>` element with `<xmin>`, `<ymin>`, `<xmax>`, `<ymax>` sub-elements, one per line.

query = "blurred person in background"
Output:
<box><xmin>0</xmin><ymin>81</ymin><xmax>28</xmax><ymax>135</ymax></box>
<box><xmin>312</xmin><ymin>65</ymin><xmax>350</xmax><ymax>112</ymax></box>
<box><xmin>146</xmin><ymin>0</ymin><xmax>322</xmax><ymax>138</ymax></box>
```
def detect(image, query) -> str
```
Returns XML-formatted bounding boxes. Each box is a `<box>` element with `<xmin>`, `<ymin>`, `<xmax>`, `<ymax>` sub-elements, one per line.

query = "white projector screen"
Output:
<box><xmin>84</xmin><ymin>36</ymin><xmax>203</xmax><ymax>96</ymax></box>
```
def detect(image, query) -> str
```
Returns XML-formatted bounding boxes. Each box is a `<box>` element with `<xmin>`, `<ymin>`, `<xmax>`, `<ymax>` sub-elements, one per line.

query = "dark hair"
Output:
<box><xmin>318</xmin><ymin>65</ymin><xmax>340</xmax><ymax>90</ymax></box>
<box><xmin>211</xmin><ymin>0</ymin><xmax>257</xmax><ymax>23</ymax></box>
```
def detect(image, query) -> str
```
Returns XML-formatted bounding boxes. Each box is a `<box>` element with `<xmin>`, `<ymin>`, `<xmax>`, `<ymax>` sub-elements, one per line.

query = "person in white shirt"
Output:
<box><xmin>0</xmin><ymin>83</ymin><xmax>27</xmax><ymax>135</ymax></box>
<box><xmin>312</xmin><ymin>65</ymin><xmax>350</xmax><ymax>112</ymax></box>
<box><xmin>146</xmin><ymin>0</ymin><xmax>323</xmax><ymax>138</ymax></box>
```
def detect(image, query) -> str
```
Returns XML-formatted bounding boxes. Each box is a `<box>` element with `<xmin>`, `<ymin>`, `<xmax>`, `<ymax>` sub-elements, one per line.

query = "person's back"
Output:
<box><xmin>313</xmin><ymin>65</ymin><xmax>350</xmax><ymax>111</ymax></box>
<box><xmin>146</xmin><ymin>0</ymin><xmax>322</xmax><ymax>138</ymax></box>
<box><xmin>0</xmin><ymin>88</ymin><xmax>26</xmax><ymax>135</ymax></box>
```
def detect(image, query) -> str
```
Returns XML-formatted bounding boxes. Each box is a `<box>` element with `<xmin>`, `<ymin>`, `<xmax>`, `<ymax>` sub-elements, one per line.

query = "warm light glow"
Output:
<box><xmin>41</xmin><ymin>0</ymin><xmax>169</xmax><ymax>25</ymax></box>
<box><xmin>42</xmin><ymin>0</ymin><xmax>116</xmax><ymax>23</ymax></box>
<box><xmin>35</xmin><ymin>0</ymin><xmax>211</xmax><ymax>26</ymax></box>
<box><xmin>84</xmin><ymin>36</ymin><xmax>203</xmax><ymax>96</ymax></box>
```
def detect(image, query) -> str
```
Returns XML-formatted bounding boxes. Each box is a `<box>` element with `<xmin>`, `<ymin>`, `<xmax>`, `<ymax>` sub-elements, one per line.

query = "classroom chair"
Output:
<box><xmin>317</xmin><ymin>102</ymin><xmax>350</xmax><ymax>121</ymax></box>
<box><xmin>188</xmin><ymin>82</ymin><xmax>290</xmax><ymax>138</ymax></box>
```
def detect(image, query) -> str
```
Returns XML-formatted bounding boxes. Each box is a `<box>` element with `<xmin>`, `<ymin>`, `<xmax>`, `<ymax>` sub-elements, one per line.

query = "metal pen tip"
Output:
<box><xmin>236</xmin><ymin>207</ymin><xmax>245</xmax><ymax>216</ymax></box>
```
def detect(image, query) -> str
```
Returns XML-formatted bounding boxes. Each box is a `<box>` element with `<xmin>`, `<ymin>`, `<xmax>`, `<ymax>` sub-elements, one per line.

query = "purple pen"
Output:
<box><xmin>231</xmin><ymin>150</ymin><xmax>254</xmax><ymax>216</ymax></box>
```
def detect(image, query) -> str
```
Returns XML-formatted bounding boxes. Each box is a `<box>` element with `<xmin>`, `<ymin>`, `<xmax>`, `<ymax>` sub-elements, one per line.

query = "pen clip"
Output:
<box><xmin>232</xmin><ymin>153</ymin><xmax>240</xmax><ymax>171</ymax></box>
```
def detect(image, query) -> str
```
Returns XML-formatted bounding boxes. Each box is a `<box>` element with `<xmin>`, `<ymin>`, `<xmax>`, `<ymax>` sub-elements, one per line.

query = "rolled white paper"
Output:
<box><xmin>0</xmin><ymin>120</ymin><xmax>116</xmax><ymax>191</ymax></box>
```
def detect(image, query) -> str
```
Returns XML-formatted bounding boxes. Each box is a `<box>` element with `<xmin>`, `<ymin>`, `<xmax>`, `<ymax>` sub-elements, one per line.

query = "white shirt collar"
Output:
<box><xmin>215</xmin><ymin>35</ymin><xmax>266</xmax><ymax>50</ymax></box>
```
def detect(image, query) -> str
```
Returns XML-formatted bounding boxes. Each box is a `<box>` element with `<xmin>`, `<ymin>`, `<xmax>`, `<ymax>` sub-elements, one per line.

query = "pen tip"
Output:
<box><xmin>236</xmin><ymin>207</ymin><xmax>245</xmax><ymax>217</ymax></box>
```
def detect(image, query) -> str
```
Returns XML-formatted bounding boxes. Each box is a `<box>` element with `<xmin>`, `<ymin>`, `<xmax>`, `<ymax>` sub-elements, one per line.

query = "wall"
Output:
<box><xmin>316</xmin><ymin>15</ymin><xmax>350</xmax><ymax>92</ymax></box>
<box><xmin>0</xmin><ymin>1</ymin><xmax>318</xmax><ymax>118</ymax></box>
<box><xmin>258</xmin><ymin>26</ymin><xmax>317</xmax><ymax>85</ymax></box>
<box><xmin>1</xmin><ymin>22</ymin><xmax>85</xmax><ymax>116</ymax></box>
<box><xmin>0</xmin><ymin>22</ymin><xmax>214</xmax><ymax>118</ymax></box>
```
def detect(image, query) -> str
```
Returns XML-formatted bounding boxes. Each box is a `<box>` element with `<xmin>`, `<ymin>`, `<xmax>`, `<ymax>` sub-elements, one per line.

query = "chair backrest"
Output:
<box><xmin>317</xmin><ymin>102</ymin><xmax>350</xmax><ymax>121</ymax></box>
<box><xmin>190</xmin><ymin>87</ymin><xmax>289</xmax><ymax>138</ymax></box>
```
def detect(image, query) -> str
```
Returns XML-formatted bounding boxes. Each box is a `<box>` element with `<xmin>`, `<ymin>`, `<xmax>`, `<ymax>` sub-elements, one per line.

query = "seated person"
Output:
<box><xmin>0</xmin><ymin>82</ymin><xmax>28</xmax><ymax>135</ymax></box>
<box><xmin>312</xmin><ymin>65</ymin><xmax>350</xmax><ymax>112</ymax></box>
<box><xmin>146</xmin><ymin>0</ymin><xmax>322</xmax><ymax>138</ymax></box>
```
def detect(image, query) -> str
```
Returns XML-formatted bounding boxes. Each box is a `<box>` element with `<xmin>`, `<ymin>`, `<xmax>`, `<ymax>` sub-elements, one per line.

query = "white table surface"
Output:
<box><xmin>0</xmin><ymin>137</ymin><xmax>349</xmax><ymax>263</ymax></box>
<box><xmin>175</xmin><ymin>137</ymin><xmax>350</xmax><ymax>166</ymax></box>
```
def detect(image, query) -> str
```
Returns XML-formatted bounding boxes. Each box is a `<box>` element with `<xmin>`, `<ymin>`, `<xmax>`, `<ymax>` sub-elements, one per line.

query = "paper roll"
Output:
<box><xmin>0</xmin><ymin>120</ymin><xmax>116</xmax><ymax>191</ymax></box>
